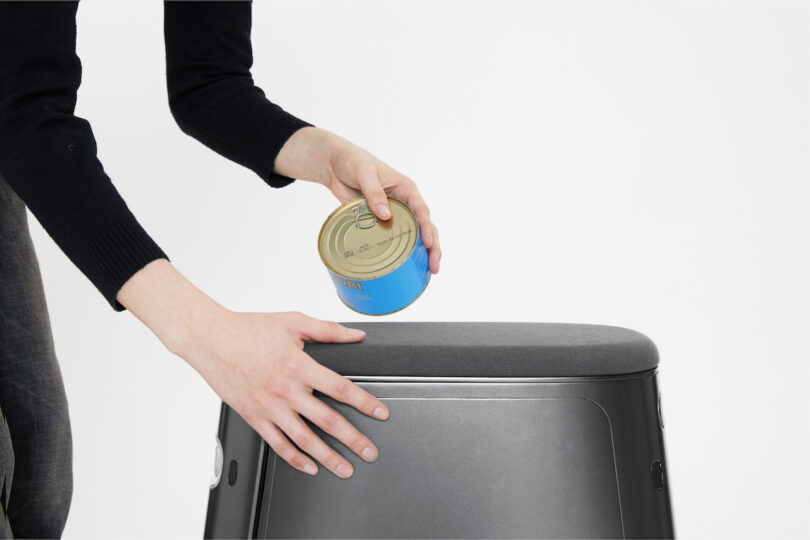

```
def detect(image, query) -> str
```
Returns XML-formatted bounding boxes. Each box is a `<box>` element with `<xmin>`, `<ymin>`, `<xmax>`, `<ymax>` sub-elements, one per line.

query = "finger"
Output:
<box><xmin>293</xmin><ymin>392</ymin><xmax>379</xmax><ymax>463</ymax></box>
<box><xmin>302</xmin><ymin>359</ymin><xmax>390</xmax><ymax>421</ymax></box>
<box><xmin>429</xmin><ymin>222</ymin><xmax>441</xmax><ymax>274</ymax></box>
<box><xmin>294</xmin><ymin>313</ymin><xmax>366</xmax><ymax>343</ymax></box>
<box><xmin>354</xmin><ymin>165</ymin><xmax>391</xmax><ymax>220</ymax></box>
<box><xmin>273</xmin><ymin>409</ymin><xmax>355</xmax><ymax>478</ymax></box>
<box><xmin>392</xmin><ymin>180</ymin><xmax>434</xmax><ymax>248</ymax></box>
<box><xmin>419</xmin><ymin>215</ymin><xmax>433</xmax><ymax>249</ymax></box>
<box><xmin>253</xmin><ymin>418</ymin><xmax>319</xmax><ymax>475</ymax></box>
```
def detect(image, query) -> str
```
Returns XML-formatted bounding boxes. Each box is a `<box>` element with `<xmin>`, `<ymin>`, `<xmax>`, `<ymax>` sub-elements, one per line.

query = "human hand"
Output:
<box><xmin>189</xmin><ymin>310</ymin><xmax>389</xmax><ymax>478</ymax></box>
<box><xmin>275</xmin><ymin>126</ymin><xmax>442</xmax><ymax>274</ymax></box>
<box><xmin>117</xmin><ymin>260</ymin><xmax>390</xmax><ymax>479</ymax></box>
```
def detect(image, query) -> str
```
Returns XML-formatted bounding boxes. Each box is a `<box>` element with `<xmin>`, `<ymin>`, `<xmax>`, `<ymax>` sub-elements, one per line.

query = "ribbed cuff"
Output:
<box><xmin>80</xmin><ymin>220</ymin><xmax>169</xmax><ymax>311</ymax></box>
<box><xmin>244</xmin><ymin>108</ymin><xmax>313</xmax><ymax>189</ymax></box>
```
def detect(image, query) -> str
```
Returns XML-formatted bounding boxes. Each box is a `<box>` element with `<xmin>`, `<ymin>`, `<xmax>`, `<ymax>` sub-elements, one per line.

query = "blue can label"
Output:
<box><xmin>329</xmin><ymin>229</ymin><xmax>430</xmax><ymax>315</ymax></box>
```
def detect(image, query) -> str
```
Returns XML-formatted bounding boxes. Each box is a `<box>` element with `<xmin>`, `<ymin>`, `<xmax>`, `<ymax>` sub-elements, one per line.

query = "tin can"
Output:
<box><xmin>318</xmin><ymin>196</ymin><xmax>430</xmax><ymax>315</ymax></box>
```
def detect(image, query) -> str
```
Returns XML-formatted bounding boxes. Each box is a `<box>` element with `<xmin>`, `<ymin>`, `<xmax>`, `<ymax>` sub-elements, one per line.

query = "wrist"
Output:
<box><xmin>116</xmin><ymin>259</ymin><xmax>229</xmax><ymax>363</ymax></box>
<box><xmin>274</xmin><ymin>126</ymin><xmax>343</xmax><ymax>187</ymax></box>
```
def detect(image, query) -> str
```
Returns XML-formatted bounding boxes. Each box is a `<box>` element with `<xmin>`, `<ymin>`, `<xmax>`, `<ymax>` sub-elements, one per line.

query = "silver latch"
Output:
<box><xmin>210</xmin><ymin>434</ymin><xmax>224</xmax><ymax>489</ymax></box>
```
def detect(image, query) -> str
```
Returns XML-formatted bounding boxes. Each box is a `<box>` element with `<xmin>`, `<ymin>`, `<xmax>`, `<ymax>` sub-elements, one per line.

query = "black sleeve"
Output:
<box><xmin>164</xmin><ymin>0</ymin><xmax>313</xmax><ymax>188</ymax></box>
<box><xmin>0</xmin><ymin>1</ymin><xmax>168</xmax><ymax>312</ymax></box>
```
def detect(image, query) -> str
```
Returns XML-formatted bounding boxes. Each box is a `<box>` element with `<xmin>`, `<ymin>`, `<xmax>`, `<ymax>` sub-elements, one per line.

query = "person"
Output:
<box><xmin>0</xmin><ymin>1</ymin><xmax>442</xmax><ymax>537</ymax></box>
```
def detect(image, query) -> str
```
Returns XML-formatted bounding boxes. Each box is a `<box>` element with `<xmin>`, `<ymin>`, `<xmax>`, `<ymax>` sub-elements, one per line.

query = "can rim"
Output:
<box><xmin>317</xmin><ymin>195</ymin><xmax>420</xmax><ymax>280</ymax></box>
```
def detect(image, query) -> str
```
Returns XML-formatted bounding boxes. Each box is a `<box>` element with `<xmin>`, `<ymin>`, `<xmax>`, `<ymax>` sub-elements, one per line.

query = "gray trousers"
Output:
<box><xmin>0</xmin><ymin>174</ymin><xmax>73</xmax><ymax>539</ymax></box>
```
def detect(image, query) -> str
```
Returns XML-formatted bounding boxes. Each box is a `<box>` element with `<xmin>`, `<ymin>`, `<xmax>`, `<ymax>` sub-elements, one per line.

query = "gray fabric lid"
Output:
<box><xmin>303</xmin><ymin>322</ymin><xmax>659</xmax><ymax>378</ymax></box>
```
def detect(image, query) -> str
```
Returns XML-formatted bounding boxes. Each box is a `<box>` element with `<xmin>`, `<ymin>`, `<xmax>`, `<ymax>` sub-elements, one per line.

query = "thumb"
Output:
<box><xmin>297</xmin><ymin>314</ymin><xmax>366</xmax><ymax>343</ymax></box>
<box><xmin>355</xmin><ymin>166</ymin><xmax>391</xmax><ymax>220</ymax></box>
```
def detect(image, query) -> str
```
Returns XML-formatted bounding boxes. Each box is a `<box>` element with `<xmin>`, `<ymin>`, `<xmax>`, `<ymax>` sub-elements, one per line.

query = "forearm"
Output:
<box><xmin>0</xmin><ymin>1</ymin><xmax>167</xmax><ymax>310</ymax></box>
<box><xmin>0</xmin><ymin>121</ymin><xmax>167</xmax><ymax>310</ymax></box>
<box><xmin>164</xmin><ymin>1</ymin><xmax>311</xmax><ymax>188</ymax></box>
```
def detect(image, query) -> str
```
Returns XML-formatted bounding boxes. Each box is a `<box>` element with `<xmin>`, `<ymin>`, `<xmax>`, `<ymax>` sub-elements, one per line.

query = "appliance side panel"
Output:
<box><xmin>590</xmin><ymin>374</ymin><xmax>675</xmax><ymax>538</ymax></box>
<box><xmin>204</xmin><ymin>403</ymin><xmax>265</xmax><ymax>539</ymax></box>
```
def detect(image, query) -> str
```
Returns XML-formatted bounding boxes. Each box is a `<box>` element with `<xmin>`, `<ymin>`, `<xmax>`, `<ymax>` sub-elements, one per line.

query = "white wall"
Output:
<box><xmin>24</xmin><ymin>0</ymin><xmax>809</xmax><ymax>536</ymax></box>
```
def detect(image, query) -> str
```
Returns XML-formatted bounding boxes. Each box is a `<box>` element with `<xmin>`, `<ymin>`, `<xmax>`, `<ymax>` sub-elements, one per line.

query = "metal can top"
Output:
<box><xmin>318</xmin><ymin>196</ymin><xmax>419</xmax><ymax>280</ymax></box>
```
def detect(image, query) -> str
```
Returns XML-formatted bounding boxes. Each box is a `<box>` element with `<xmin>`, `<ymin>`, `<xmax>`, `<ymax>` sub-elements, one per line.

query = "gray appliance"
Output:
<box><xmin>204</xmin><ymin>322</ymin><xmax>674</xmax><ymax>539</ymax></box>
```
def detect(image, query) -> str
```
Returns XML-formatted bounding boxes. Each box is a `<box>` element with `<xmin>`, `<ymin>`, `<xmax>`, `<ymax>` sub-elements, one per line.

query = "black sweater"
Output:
<box><xmin>0</xmin><ymin>1</ymin><xmax>311</xmax><ymax>311</ymax></box>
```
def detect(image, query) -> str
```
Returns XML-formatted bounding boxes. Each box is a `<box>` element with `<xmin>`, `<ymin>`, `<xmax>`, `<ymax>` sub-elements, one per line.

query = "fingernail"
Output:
<box><xmin>349</xmin><ymin>328</ymin><xmax>366</xmax><ymax>337</ymax></box>
<box><xmin>303</xmin><ymin>463</ymin><xmax>317</xmax><ymax>475</ymax></box>
<box><xmin>362</xmin><ymin>446</ymin><xmax>378</xmax><ymax>461</ymax></box>
<box><xmin>376</xmin><ymin>204</ymin><xmax>391</xmax><ymax>219</ymax></box>
<box><xmin>373</xmin><ymin>406</ymin><xmax>388</xmax><ymax>420</ymax></box>
<box><xmin>336</xmin><ymin>463</ymin><xmax>352</xmax><ymax>477</ymax></box>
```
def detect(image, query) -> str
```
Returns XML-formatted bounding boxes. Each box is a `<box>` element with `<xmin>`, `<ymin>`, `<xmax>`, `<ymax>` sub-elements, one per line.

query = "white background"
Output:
<box><xmin>23</xmin><ymin>0</ymin><xmax>810</xmax><ymax>537</ymax></box>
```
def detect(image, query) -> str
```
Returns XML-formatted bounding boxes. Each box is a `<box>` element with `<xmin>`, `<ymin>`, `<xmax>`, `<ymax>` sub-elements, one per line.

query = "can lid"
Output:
<box><xmin>318</xmin><ymin>196</ymin><xmax>419</xmax><ymax>280</ymax></box>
